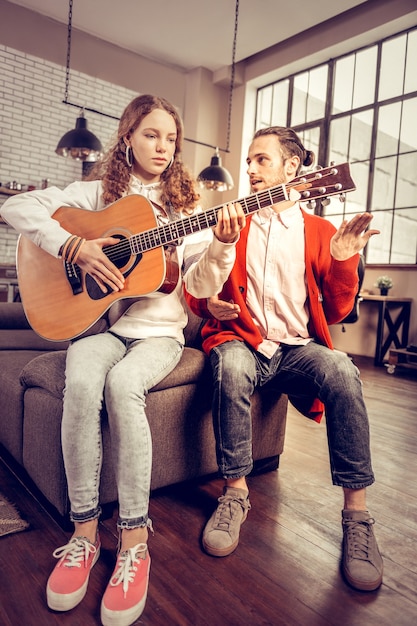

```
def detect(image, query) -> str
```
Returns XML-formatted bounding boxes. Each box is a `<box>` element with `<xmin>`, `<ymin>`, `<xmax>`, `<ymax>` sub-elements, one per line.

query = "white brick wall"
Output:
<box><xmin>0</xmin><ymin>44</ymin><xmax>138</xmax><ymax>265</ymax></box>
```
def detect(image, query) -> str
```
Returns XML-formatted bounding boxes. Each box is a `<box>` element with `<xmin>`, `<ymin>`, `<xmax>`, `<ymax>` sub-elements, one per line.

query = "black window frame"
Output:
<box><xmin>255</xmin><ymin>25</ymin><xmax>417</xmax><ymax>267</ymax></box>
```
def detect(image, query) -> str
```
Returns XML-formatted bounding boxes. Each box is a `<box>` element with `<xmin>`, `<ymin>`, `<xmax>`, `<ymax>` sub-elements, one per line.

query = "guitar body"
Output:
<box><xmin>17</xmin><ymin>195</ymin><xmax>179</xmax><ymax>341</ymax></box>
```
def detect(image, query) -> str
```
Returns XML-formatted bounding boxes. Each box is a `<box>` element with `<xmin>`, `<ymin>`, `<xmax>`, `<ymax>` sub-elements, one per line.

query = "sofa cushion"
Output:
<box><xmin>20</xmin><ymin>351</ymin><xmax>67</xmax><ymax>399</ymax></box>
<box><xmin>152</xmin><ymin>347</ymin><xmax>208</xmax><ymax>389</ymax></box>
<box><xmin>20</xmin><ymin>346</ymin><xmax>208</xmax><ymax>399</ymax></box>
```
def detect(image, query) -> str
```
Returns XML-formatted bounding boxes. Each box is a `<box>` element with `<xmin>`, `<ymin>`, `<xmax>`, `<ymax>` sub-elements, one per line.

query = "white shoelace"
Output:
<box><xmin>52</xmin><ymin>537</ymin><xmax>97</xmax><ymax>568</ymax></box>
<box><xmin>110</xmin><ymin>543</ymin><xmax>148</xmax><ymax>597</ymax></box>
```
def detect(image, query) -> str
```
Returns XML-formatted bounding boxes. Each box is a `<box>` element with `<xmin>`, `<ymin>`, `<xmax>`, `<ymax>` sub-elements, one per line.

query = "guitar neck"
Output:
<box><xmin>128</xmin><ymin>184</ymin><xmax>288</xmax><ymax>255</ymax></box>
<box><xmin>112</xmin><ymin>162</ymin><xmax>354</xmax><ymax>257</ymax></box>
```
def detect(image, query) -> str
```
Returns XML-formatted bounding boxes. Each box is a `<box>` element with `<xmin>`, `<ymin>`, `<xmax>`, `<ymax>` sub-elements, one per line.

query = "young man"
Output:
<box><xmin>185</xmin><ymin>126</ymin><xmax>383</xmax><ymax>592</ymax></box>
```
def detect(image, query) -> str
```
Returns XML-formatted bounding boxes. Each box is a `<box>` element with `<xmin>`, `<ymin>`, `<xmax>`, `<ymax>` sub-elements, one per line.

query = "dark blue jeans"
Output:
<box><xmin>210</xmin><ymin>340</ymin><xmax>375</xmax><ymax>489</ymax></box>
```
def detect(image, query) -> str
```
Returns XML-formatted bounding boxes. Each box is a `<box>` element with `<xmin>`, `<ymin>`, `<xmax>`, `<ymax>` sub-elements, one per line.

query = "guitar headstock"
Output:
<box><xmin>287</xmin><ymin>163</ymin><xmax>356</xmax><ymax>203</ymax></box>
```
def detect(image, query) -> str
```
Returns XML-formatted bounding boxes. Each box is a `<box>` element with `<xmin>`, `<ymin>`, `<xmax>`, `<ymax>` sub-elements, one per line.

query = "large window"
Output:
<box><xmin>255</xmin><ymin>27</ymin><xmax>417</xmax><ymax>266</ymax></box>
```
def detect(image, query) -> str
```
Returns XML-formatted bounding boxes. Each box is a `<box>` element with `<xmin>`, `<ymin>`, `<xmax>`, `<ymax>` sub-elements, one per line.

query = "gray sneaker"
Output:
<box><xmin>202</xmin><ymin>486</ymin><xmax>251</xmax><ymax>557</ymax></box>
<box><xmin>342</xmin><ymin>509</ymin><xmax>383</xmax><ymax>591</ymax></box>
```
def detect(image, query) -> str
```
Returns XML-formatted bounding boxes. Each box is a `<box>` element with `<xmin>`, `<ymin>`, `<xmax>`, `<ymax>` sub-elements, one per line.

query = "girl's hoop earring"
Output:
<box><xmin>165</xmin><ymin>155</ymin><xmax>174</xmax><ymax>170</ymax></box>
<box><xmin>125</xmin><ymin>145</ymin><xmax>133</xmax><ymax>167</ymax></box>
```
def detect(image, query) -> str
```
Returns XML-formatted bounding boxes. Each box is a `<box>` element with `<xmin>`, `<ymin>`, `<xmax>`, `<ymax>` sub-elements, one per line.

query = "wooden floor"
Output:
<box><xmin>0</xmin><ymin>356</ymin><xmax>416</xmax><ymax>626</ymax></box>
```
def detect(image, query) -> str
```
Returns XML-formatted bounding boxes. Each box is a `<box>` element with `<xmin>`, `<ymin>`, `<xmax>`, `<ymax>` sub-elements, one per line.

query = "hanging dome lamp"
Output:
<box><xmin>55</xmin><ymin>0</ymin><xmax>102</xmax><ymax>162</ymax></box>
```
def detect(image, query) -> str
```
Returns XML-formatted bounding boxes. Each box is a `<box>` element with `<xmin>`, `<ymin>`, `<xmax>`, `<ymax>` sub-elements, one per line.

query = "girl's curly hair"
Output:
<box><xmin>87</xmin><ymin>94</ymin><xmax>199</xmax><ymax>214</ymax></box>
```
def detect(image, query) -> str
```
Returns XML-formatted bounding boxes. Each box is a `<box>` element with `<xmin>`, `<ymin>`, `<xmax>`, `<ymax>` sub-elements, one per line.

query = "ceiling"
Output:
<box><xmin>7</xmin><ymin>0</ymin><xmax>369</xmax><ymax>73</ymax></box>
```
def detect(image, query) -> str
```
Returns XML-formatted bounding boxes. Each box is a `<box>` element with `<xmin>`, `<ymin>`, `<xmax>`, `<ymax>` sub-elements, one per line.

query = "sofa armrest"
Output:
<box><xmin>0</xmin><ymin>302</ymin><xmax>31</xmax><ymax>329</ymax></box>
<box><xmin>0</xmin><ymin>303</ymin><xmax>69</xmax><ymax>351</ymax></box>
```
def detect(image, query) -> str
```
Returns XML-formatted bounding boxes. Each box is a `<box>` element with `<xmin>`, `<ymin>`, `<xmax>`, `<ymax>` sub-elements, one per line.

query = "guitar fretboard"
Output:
<box><xmin>101</xmin><ymin>162</ymin><xmax>354</xmax><ymax>264</ymax></box>
<box><xmin>129</xmin><ymin>184</ymin><xmax>287</xmax><ymax>254</ymax></box>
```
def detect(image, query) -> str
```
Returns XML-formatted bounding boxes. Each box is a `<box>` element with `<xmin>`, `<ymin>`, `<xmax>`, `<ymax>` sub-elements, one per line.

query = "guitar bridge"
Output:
<box><xmin>64</xmin><ymin>260</ymin><xmax>83</xmax><ymax>295</ymax></box>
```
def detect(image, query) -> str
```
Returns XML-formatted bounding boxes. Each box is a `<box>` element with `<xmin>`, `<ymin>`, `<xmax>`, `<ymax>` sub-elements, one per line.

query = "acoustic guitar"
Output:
<box><xmin>17</xmin><ymin>163</ymin><xmax>355</xmax><ymax>341</ymax></box>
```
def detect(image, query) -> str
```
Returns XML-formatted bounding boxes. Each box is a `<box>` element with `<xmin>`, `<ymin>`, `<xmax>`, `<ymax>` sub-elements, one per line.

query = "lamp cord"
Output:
<box><xmin>63</xmin><ymin>0</ymin><xmax>73</xmax><ymax>104</ymax></box>
<box><xmin>225</xmin><ymin>0</ymin><xmax>239</xmax><ymax>153</ymax></box>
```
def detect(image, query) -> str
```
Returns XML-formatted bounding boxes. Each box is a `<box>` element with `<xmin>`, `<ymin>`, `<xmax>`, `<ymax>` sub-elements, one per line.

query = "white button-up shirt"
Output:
<box><xmin>246</xmin><ymin>203</ymin><xmax>311</xmax><ymax>358</ymax></box>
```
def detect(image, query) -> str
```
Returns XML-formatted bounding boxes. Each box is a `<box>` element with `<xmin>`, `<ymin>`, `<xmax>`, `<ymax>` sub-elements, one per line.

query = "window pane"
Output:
<box><xmin>297</xmin><ymin>126</ymin><xmax>320</xmax><ymax>166</ymax></box>
<box><xmin>372</xmin><ymin>156</ymin><xmax>397</xmax><ymax>209</ymax></box>
<box><xmin>271</xmin><ymin>81</ymin><xmax>289</xmax><ymax>126</ymax></box>
<box><xmin>292</xmin><ymin>72</ymin><xmax>308</xmax><ymax>126</ymax></box>
<box><xmin>333</xmin><ymin>55</ymin><xmax>354</xmax><ymax>113</ymax></box>
<box><xmin>321</xmin><ymin>195</ymin><xmax>345</xmax><ymax>218</ymax></box>
<box><xmin>396</xmin><ymin>152</ymin><xmax>417</xmax><ymax>208</ymax></box>
<box><xmin>329</xmin><ymin>112</ymin><xmax>373</xmax><ymax>164</ymax></box>
<box><xmin>291</xmin><ymin>66</ymin><xmax>327</xmax><ymax>126</ymax></box>
<box><xmin>256</xmin><ymin>86</ymin><xmax>273</xmax><ymax>128</ymax></box>
<box><xmin>324</xmin><ymin>215</ymin><xmax>342</xmax><ymax>230</ymax></box>
<box><xmin>400</xmin><ymin>97</ymin><xmax>417</xmax><ymax>153</ymax></box>
<box><xmin>405</xmin><ymin>30</ymin><xmax>417</xmax><ymax>93</ymax></box>
<box><xmin>391</xmin><ymin>208</ymin><xmax>417</xmax><ymax>263</ymax></box>
<box><xmin>329</xmin><ymin>116</ymin><xmax>350</xmax><ymax>164</ymax></box>
<box><xmin>375</xmin><ymin>103</ymin><xmax>401</xmax><ymax>157</ymax></box>
<box><xmin>365</xmin><ymin>210</ymin><xmax>393</xmax><ymax>264</ymax></box>
<box><xmin>350</xmin><ymin>110</ymin><xmax>373</xmax><ymax>161</ymax></box>
<box><xmin>352</xmin><ymin>47</ymin><xmax>377</xmax><ymax>109</ymax></box>
<box><xmin>379</xmin><ymin>34</ymin><xmax>406</xmax><ymax>100</ymax></box>
<box><xmin>322</xmin><ymin>161</ymin><xmax>366</xmax><ymax>219</ymax></box>
<box><xmin>306</xmin><ymin>66</ymin><xmax>327</xmax><ymax>122</ymax></box>
<box><xmin>345</xmin><ymin>161</ymin><xmax>369</xmax><ymax>214</ymax></box>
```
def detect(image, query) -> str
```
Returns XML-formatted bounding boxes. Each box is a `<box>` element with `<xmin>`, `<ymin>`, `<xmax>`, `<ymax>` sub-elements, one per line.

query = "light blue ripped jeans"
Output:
<box><xmin>62</xmin><ymin>331</ymin><xmax>183</xmax><ymax>530</ymax></box>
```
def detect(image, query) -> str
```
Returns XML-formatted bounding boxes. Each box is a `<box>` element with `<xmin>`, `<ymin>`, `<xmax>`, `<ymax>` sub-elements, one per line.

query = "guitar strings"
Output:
<box><xmin>94</xmin><ymin>169</ymin><xmax>340</xmax><ymax>266</ymax></box>
<box><xmin>101</xmin><ymin>186</ymin><xmax>290</xmax><ymax>263</ymax></box>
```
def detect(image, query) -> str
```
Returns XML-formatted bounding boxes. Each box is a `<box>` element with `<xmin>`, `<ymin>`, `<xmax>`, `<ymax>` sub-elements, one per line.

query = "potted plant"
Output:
<box><xmin>375</xmin><ymin>275</ymin><xmax>393</xmax><ymax>296</ymax></box>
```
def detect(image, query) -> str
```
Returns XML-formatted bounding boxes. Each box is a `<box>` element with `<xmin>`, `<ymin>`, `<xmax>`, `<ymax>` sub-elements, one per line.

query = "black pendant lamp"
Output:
<box><xmin>56</xmin><ymin>109</ymin><xmax>102</xmax><ymax>161</ymax></box>
<box><xmin>196</xmin><ymin>0</ymin><xmax>239</xmax><ymax>191</ymax></box>
<box><xmin>56</xmin><ymin>0</ymin><xmax>103</xmax><ymax>162</ymax></box>
<box><xmin>197</xmin><ymin>148</ymin><xmax>234</xmax><ymax>191</ymax></box>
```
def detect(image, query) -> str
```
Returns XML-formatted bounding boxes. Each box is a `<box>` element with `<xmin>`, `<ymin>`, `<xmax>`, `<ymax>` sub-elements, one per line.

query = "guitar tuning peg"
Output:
<box><xmin>306</xmin><ymin>200</ymin><xmax>316</xmax><ymax>210</ymax></box>
<box><xmin>321</xmin><ymin>197</ymin><xmax>331</xmax><ymax>206</ymax></box>
<box><xmin>314</xmin><ymin>165</ymin><xmax>323</xmax><ymax>171</ymax></box>
<box><xmin>339</xmin><ymin>194</ymin><xmax>346</xmax><ymax>202</ymax></box>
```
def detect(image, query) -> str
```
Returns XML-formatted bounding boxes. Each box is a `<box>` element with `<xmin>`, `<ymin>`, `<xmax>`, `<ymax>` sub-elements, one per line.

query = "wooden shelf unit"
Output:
<box><xmin>0</xmin><ymin>186</ymin><xmax>22</xmax><ymax>196</ymax></box>
<box><xmin>386</xmin><ymin>347</ymin><xmax>417</xmax><ymax>374</ymax></box>
<box><xmin>0</xmin><ymin>186</ymin><xmax>22</xmax><ymax>224</ymax></box>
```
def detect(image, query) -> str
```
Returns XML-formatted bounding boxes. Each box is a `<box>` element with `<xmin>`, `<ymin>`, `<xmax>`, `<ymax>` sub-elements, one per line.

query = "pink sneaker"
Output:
<box><xmin>101</xmin><ymin>543</ymin><xmax>150</xmax><ymax>626</ymax></box>
<box><xmin>46</xmin><ymin>535</ymin><xmax>100</xmax><ymax>611</ymax></box>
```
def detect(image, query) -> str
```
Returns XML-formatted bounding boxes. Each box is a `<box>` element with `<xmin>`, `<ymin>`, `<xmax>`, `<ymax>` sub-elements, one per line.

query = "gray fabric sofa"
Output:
<box><xmin>0</xmin><ymin>302</ymin><xmax>288</xmax><ymax>525</ymax></box>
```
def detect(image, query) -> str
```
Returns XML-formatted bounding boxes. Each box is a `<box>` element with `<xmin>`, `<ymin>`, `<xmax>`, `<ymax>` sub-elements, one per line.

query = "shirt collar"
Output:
<box><xmin>129</xmin><ymin>176</ymin><xmax>161</xmax><ymax>195</ymax></box>
<box><xmin>128</xmin><ymin>177</ymin><xmax>163</xmax><ymax>206</ymax></box>
<box><xmin>278</xmin><ymin>203</ymin><xmax>303</xmax><ymax>228</ymax></box>
<box><xmin>256</xmin><ymin>202</ymin><xmax>302</xmax><ymax>228</ymax></box>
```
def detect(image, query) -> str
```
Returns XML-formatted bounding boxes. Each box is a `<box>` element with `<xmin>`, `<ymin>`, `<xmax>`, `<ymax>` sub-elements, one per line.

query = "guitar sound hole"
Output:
<box><xmin>85</xmin><ymin>234</ymin><xmax>142</xmax><ymax>301</ymax></box>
